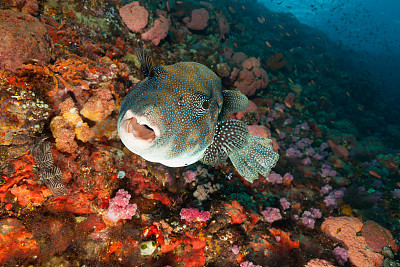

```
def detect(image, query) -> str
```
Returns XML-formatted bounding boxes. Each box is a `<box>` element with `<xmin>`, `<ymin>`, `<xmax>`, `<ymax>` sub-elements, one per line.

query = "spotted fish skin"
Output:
<box><xmin>118</xmin><ymin>52</ymin><xmax>279</xmax><ymax>182</ymax></box>
<box><xmin>119</xmin><ymin>62</ymin><xmax>223</xmax><ymax>167</ymax></box>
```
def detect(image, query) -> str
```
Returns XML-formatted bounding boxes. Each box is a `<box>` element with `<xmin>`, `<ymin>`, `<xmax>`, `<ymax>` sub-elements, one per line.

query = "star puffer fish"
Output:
<box><xmin>118</xmin><ymin>49</ymin><xmax>279</xmax><ymax>182</ymax></box>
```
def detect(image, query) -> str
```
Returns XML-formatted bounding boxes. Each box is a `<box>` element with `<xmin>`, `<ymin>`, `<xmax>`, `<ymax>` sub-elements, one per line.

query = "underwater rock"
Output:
<box><xmin>31</xmin><ymin>216</ymin><xmax>75</xmax><ymax>260</ymax></box>
<box><xmin>3</xmin><ymin>0</ymin><xmax>38</xmax><ymax>15</ymax></box>
<box><xmin>0</xmin><ymin>75</ymin><xmax>52</xmax><ymax>147</ymax></box>
<box><xmin>0</xmin><ymin>10</ymin><xmax>54</xmax><ymax>72</ymax></box>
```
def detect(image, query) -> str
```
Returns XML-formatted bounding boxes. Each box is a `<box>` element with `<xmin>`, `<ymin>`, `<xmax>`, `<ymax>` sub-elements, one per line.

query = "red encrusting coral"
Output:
<box><xmin>0</xmin><ymin>218</ymin><xmax>40</xmax><ymax>264</ymax></box>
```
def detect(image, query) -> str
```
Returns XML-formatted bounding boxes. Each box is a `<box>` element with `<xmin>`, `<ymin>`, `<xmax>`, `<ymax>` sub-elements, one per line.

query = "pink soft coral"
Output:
<box><xmin>180</xmin><ymin>208</ymin><xmax>210</xmax><ymax>222</ymax></box>
<box><xmin>105</xmin><ymin>189</ymin><xmax>137</xmax><ymax>222</ymax></box>
<box><xmin>262</xmin><ymin>207</ymin><xmax>282</xmax><ymax>223</ymax></box>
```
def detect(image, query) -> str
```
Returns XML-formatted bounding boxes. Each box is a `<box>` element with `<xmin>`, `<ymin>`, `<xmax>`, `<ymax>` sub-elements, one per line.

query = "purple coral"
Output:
<box><xmin>301</xmin><ymin>209</ymin><xmax>322</xmax><ymax>229</ymax></box>
<box><xmin>279</xmin><ymin>198</ymin><xmax>290</xmax><ymax>210</ymax></box>
<box><xmin>105</xmin><ymin>189</ymin><xmax>137</xmax><ymax>222</ymax></box>
<box><xmin>183</xmin><ymin>170</ymin><xmax>197</xmax><ymax>183</ymax></box>
<box><xmin>283</xmin><ymin>173</ymin><xmax>294</xmax><ymax>183</ymax></box>
<box><xmin>240</xmin><ymin>261</ymin><xmax>262</xmax><ymax>267</ymax></box>
<box><xmin>323</xmin><ymin>195</ymin><xmax>337</xmax><ymax>209</ymax></box>
<box><xmin>266</xmin><ymin>171</ymin><xmax>283</xmax><ymax>184</ymax></box>
<box><xmin>262</xmin><ymin>207</ymin><xmax>282</xmax><ymax>223</ymax></box>
<box><xmin>333</xmin><ymin>246</ymin><xmax>349</xmax><ymax>265</ymax></box>
<box><xmin>320</xmin><ymin>184</ymin><xmax>332</xmax><ymax>194</ymax></box>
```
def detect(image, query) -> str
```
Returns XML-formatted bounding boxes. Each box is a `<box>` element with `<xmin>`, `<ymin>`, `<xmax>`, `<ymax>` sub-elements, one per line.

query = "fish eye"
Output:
<box><xmin>202</xmin><ymin>100</ymin><xmax>210</xmax><ymax>109</ymax></box>
<box><xmin>178</xmin><ymin>96</ymin><xmax>184</xmax><ymax>106</ymax></box>
<box><xmin>149</xmin><ymin>69</ymin><xmax>155</xmax><ymax>77</ymax></box>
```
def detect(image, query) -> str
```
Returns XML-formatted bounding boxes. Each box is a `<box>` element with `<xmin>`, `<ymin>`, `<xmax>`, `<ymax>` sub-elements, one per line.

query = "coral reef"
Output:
<box><xmin>119</xmin><ymin>1</ymin><xmax>148</xmax><ymax>33</ymax></box>
<box><xmin>321</xmin><ymin>216</ymin><xmax>384</xmax><ymax>266</ymax></box>
<box><xmin>184</xmin><ymin>8</ymin><xmax>210</xmax><ymax>31</ymax></box>
<box><xmin>50</xmin><ymin>98</ymin><xmax>94</xmax><ymax>153</ymax></box>
<box><xmin>0</xmin><ymin>0</ymin><xmax>398</xmax><ymax>266</ymax></box>
<box><xmin>104</xmin><ymin>189</ymin><xmax>137</xmax><ymax>223</ymax></box>
<box><xmin>80</xmin><ymin>88</ymin><xmax>115</xmax><ymax>122</ymax></box>
<box><xmin>141</xmin><ymin>16</ymin><xmax>170</xmax><ymax>46</ymax></box>
<box><xmin>266</xmin><ymin>53</ymin><xmax>287</xmax><ymax>71</ymax></box>
<box><xmin>232</xmin><ymin>57</ymin><xmax>269</xmax><ymax>96</ymax></box>
<box><xmin>0</xmin><ymin>10</ymin><xmax>54</xmax><ymax>71</ymax></box>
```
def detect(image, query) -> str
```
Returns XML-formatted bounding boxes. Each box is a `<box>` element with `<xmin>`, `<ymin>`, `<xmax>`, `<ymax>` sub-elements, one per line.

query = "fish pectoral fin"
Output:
<box><xmin>201</xmin><ymin>119</ymin><xmax>279</xmax><ymax>182</ymax></box>
<box><xmin>219</xmin><ymin>90</ymin><xmax>249</xmax><ymax>121</ymax></box>
<box><xmin>229</xmin><ymin>135</ymin><xmax>279</xmax><ymax>183</ymax></box>
<box><xmin>201</xmin><ymin>119</ymin><xmax>248</xmax><ymax>167</ymax></box>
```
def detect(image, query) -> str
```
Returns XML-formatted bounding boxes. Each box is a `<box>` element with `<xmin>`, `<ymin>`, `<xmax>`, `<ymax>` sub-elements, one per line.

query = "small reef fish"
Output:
<box><xmin>118</xmin><ymin>49</ymin><xmax>279</xmax><ymax>182</ymax></box>
<box><xmin>258</xmin><ymin>16</ymin><xmax>265</xmax><ymax>23</ymax></box>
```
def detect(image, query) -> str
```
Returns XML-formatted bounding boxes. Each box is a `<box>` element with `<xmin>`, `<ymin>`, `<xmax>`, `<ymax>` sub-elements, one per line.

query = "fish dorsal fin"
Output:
<box><xmin>135</xmin><ymin>48</ymin><xmax>154</xmax><ymax>78</ymax></box>
<box><xmin>219</xmin><ymin>90</ymin><xmax>249</xmax><ymax>121</ymax></box>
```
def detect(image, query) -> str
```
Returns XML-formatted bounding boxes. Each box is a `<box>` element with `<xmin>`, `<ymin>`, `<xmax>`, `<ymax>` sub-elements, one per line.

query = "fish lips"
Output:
<box><xmin>119</xmin><ymin>110</ymin><xmax>160</xmax><ymax>151</ymax></box>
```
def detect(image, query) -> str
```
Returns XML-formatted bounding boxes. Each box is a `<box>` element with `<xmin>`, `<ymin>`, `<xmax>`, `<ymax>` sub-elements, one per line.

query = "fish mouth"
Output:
<box><xmin>120</xmin><ymin>110</ymin><xmax>159</xmax><ymax>145</ymax></box>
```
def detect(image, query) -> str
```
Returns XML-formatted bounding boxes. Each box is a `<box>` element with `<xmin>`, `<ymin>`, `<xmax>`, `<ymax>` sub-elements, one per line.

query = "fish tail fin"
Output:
<box><xmin>135</xmin><ymin>48</ymin><xmax>154</xmax><ymax>77</ymax></box>
<box><xmin>229</xmin><ymin>134</ymin><xmax>279</xmax><ymax>183</ymax></box>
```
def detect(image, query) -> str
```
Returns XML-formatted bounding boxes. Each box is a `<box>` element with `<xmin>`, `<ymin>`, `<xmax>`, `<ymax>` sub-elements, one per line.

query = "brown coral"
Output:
<box><xmin>3</xmin><ymin>0</ymin><xmax>38</xmax><ymax>15</ymax></box>
<box><xmin>321</xmin><ymin>216</ymin><xmax>384</xmax><ymax>267</ymax></box>
<box><xmin>362</xmin><ymin>220</ymin><xmax>398</xmax><ymax>253</ymax></box>
<box><xmin>80</xmin><ymin>89</ymin><xmax>115</xmax><ymax>122</ymax></box>
<box><xmin>266</xmin><ymin>53</ymin><xmax>287</xmax><ymax>71</ymax></box>
<box><xmin>50</xmin><ymin>98</ymin><xmax>94</xmax><ymax>153</ymax></box>
<box><xmin>50</xmin><ymin>117</ymin><xmax>77</xmax><ymax>154</ymax></box>
<box><xmin>0</xmin><ymin>10</ymin><xmax>54</xmax><ymax>72</ymax></box>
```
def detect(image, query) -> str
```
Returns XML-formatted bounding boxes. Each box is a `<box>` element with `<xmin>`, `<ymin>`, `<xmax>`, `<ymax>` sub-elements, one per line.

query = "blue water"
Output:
<box><xmin>260</xmin><ymin>0</ymin><xmax>400</xmax><ymax>117</ymax></box>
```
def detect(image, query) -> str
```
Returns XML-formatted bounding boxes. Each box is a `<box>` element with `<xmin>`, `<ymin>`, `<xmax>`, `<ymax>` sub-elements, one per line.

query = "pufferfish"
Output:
<box><xmin>118</xmin><ymin>49</ymin><xmax>279</xmax><ymax>182</ymax></box>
